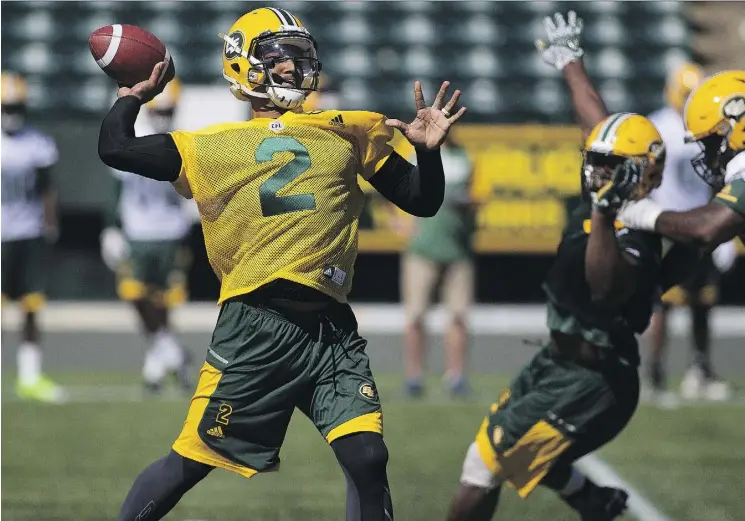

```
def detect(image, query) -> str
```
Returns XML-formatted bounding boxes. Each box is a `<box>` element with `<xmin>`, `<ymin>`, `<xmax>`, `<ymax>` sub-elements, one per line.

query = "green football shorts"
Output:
<box><xmin>173</xmin><ymin>294</ymin><xmax>382</xmax><ymax>477</ymax></box>
<box><xmin>473</xmin><ymin>345</ymin><xmax>639</xmax><ymax>498</ymax></box>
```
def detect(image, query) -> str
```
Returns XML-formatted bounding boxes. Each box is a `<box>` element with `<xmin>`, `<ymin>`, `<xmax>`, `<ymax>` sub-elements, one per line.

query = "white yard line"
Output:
<box><xmin>2</xmin><ymin>302</ymin><xmax>745</xmax><ymax>336</ymax></box>
<box><xmin>577</xmin><ymin>454</ymin><xmax>676</xmax><ymax>521</ymax></box>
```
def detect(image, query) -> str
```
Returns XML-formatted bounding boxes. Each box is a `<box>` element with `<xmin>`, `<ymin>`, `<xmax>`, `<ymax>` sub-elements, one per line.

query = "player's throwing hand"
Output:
<box><xmin>385</xmin><ymin>81</ymin><xmax>466</xmax><ymax>150</ymax></box>
<box><xmin>535</xmin><ymin>11</ymin><xmax>585</xmax><ymax>71</ymax></box>
<box><xmin>117</xmin><ymin>61</ymin><xmax>170</xmax><ymax>104</ymax></box>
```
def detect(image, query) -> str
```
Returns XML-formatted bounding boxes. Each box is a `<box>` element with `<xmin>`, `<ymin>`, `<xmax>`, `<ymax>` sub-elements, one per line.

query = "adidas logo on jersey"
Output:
<box><xmin>206</xmin><ymin>426</ymin><xmax>225</xmax><ymax>438</ymax></box>
<box><xmin>323</xmin><ymin>266</ymin><xmax>347</xmax><ymax>286</ymax></box>
<box><xmin>329</xmin><ymin>114</ymin><xmax>345</xmax><ymax>128</ymax></box>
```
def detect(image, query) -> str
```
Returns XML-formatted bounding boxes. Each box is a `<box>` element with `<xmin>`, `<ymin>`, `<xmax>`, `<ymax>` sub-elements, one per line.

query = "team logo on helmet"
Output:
<box><xmin>224</xmin><ymin>31</ymin><xmax>245</xmax><ymax>60</ymax></box>
<box><xmin>723</xmin><ymin>96</ymin><xmax>745</xmax><ymax>121</ymax></box>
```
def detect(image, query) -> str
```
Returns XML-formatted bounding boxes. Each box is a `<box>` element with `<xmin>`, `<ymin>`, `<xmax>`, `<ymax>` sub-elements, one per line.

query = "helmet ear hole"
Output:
<box><xmin>231</xmin><ymin>63</ymin><xmax>241</xmax><ymax>74</ymax></box>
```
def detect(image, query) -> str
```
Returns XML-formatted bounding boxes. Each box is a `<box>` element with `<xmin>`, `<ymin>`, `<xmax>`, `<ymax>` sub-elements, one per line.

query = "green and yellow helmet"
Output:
<box><xmin>1</xmin><ymin>71</ymin><xmax>29</xmax><ymax>133</ymax></box>
<box><xmin>1</xmin><ymin>71</ymin><xmax>27</xmax><ymax>106</ymax></box>
<box><xmin>219</xmin><ymin>7</ymin><xmax>321</xmax><ymax>110</ymax></box>
<box><xmin>583</xmin><ymin>113</ymin><xmax>666</xmax><ymax>200</ymax></box>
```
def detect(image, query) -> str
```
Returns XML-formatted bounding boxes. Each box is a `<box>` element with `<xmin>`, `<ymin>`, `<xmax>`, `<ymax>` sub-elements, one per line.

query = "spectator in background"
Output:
<box><xmin>1</xmin><ymin>71</ymin><xmax>65</xmax><ymax>402</ymax></box>
<box><xmin>646</xmin><ymin>63</ymin><xmax>737</xmax><ymax>404</ymax></box>
<box><xmin>400</xmin><ymin>133</ymin><xmax>476</xmax><ymax>398</ymax></box>
<box><xmin>99</xmin><ymin>79</ymin><xmax>194</xmax><ymax>394</ymax></box>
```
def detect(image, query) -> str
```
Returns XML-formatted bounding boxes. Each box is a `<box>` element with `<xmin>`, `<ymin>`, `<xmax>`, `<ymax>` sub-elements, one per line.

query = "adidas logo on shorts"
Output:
<box><xmin>206</xmin><ymin>426</ymin><xmax>225</xmax><ymax>438</ymax></box>
<box><xmin>329</xmin><ymin>114</ymin><xmax>345</xmax><ymax>128</ymax></box>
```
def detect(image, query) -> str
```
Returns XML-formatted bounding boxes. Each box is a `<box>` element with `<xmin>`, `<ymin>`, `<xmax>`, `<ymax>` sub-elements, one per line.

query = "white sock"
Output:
<box><xmin>560</xmin><ymin>467</ymin><xmax>587</xmax><ymax>497</ymax></box>
<box><xmin>18</xmin><ymin>342</ymin><xmax>42</xmax><ymax>385</ymax></box>
<box><xmin>142</xmin><ymin>347</ymin><xmax>167</xmax><ymax>384</ymax></box>
<box><xmin>153</xmin><ymin>329</ymin><xmax>176</xmax><ymax>347</ymax></box>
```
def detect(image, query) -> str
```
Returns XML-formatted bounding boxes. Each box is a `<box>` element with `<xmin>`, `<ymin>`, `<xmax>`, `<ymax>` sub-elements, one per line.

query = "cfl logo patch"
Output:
<box><xmin>269</xmin><ymin>120</ymin><xmax>285</xmax><ymax>133</ymax></box>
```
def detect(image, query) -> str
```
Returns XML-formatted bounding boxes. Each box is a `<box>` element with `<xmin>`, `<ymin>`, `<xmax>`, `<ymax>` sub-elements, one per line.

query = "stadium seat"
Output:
<box><xmin>0</xmin><ymin>1</ymin><xmax>695</xmax><ymax>121</ymax></box>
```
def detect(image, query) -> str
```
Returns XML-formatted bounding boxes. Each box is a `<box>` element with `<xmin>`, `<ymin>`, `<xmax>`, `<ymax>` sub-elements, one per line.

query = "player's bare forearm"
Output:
<box><xmin>585</xmin><ymin>210</ymin><xmax>633</xmax><ymax>303</ymax></box>
<box><xmin>562</xmin><ymin>61</ymin><xmax>609</xmax><ymax>136</ymax></box>
<box><xmin>655</xmin><ymin>203</ymin><xmax>745</xmax><ymax>249</ymax></box>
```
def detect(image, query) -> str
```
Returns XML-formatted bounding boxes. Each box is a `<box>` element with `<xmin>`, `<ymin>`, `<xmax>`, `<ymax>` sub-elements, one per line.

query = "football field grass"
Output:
<box><xmin>2</xmin><ymin>373</ymin><xmax>744</xmax><ymax>521</ymax></box>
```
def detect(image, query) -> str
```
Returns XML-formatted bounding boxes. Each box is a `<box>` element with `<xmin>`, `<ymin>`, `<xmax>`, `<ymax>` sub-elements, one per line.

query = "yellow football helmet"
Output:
<box><xmin>1</xmin><ymin>71</ymin><xmax>28</xmax><ymax>106</ymax></box>
<box><xmin>683</xmin><ymin>70</ymin><xmax>745</xmax><ymax>186</ymax></box>
<box><xmin>219</xmin><ymin>7</ymin><xmax>321</xmax><ymax>110</ymax></box>
<box><xmin>2</xmin><ymin>71</ymin><xmax>29</xmax><ymax>133</ymax></box>
<box><xmin>665</xmin><ymin>62</ymin><xmax>705</xmax><ymax>113</ymax></box>
<box><xmin>583</xmin><ymin>113</ymin><xmax>666</xmax><ymax>200</ymax></box>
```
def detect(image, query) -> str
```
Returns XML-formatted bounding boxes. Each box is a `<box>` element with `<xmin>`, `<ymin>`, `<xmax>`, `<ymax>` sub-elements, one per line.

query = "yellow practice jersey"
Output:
<box><xmin>170</xmin><ymin>110</ymin><xmax>395</xmax><ymax>304</ymax></box>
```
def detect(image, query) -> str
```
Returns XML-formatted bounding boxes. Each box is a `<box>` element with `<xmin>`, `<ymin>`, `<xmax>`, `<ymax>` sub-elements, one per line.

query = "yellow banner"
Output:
<box><xmin>359</xmin><ymin>124</ymin><xmax>584</xmax><ymax>253</ymax></box>
<box><xmin>358</xmin><ymin>124</ymin><xmax>745</xmax><ymax>254</ymax></box>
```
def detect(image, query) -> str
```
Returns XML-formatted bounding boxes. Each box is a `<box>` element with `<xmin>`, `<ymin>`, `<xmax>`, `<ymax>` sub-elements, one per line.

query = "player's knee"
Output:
<box><xmin>333</xmin><ymin>432</ymin><xmax>389</xmax><ymax>485</ymax></box>
<box><xmin>460</xmin><ymin>442</ymin><xmax>502</xmax><ymax>490</ymax></box>
<box><xmin>163</xmin><ymin>450</ymin><xmax>213</xmax><ymax>489</ymax></box>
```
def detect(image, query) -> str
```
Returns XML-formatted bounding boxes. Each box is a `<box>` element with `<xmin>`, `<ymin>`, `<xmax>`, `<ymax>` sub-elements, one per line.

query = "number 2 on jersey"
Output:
<box><xmin>256</xmin><ymin>137</ymin><xmax>316</xmax><ymax>217</ymax></box>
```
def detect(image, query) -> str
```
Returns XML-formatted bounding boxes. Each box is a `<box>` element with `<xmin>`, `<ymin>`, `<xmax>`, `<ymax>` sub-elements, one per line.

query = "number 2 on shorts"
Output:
<box><xmin>256</xmin><ymin>137</ymin><xmax>316</xmax><ymax>217</ymax></box>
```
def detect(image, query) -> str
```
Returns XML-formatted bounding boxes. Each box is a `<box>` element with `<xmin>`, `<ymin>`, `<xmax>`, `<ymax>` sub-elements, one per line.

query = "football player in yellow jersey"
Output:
<box><xmin>97</xmin><ymin>7</ymin><xmax>465</xmax><ymax>521</ymax></box>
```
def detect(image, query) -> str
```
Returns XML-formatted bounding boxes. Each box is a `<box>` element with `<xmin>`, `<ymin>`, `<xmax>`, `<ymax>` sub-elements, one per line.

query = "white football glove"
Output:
<box><xmin>616</xmin><ymin>198</ymin><xmax>664</xmax><ymax>232</ymax></box>
<box><xmin>712</xmin><ymin>240</ymin><xmax>737</xmax><ymax>273</ymax></box>
<box><xmin>535</xmin><ymin>11</ymin><xmax>585</xmax><ymax>71</ymax></box>
<box><xmin>100</xmin><ymin>227</ymin><xmax>130</xmax><ymax>271</ymax></box>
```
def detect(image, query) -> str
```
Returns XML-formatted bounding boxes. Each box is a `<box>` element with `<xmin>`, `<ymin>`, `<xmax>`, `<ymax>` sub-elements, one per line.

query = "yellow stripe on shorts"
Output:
<box><xmin>172</xmin><ymin>362</ymin><xmax>258</xmax><ymax>479</ymax></box>
<box><xmin>325</xmin><ymin>411</ymin><xmax>383</xmax><ymax>444</ymax></box>
<box><xmin>473</xmin><ymin>418</ymin><xmax>572</xmax><ymax>498</ymax></box>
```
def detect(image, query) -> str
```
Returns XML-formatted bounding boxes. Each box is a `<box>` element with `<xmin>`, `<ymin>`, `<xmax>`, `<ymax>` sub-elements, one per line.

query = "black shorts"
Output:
<box><xmin>1</xmin><ymin>238</ymin><xmax>49</xmax><ymax>311</ymax></box>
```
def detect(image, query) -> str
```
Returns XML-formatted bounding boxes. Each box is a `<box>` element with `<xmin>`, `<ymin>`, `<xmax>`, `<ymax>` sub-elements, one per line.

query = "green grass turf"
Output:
<box><xmin>2</xmin><ymin>373</ymin><xmax>743</xmax><ymax>521</ymax></box>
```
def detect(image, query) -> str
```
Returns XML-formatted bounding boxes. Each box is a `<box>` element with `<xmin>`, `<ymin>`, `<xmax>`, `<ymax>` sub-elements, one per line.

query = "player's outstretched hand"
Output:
<box><xmin>592</xmin><ymin>158</ymin><xmax>642</xmax><ymax>216</ymax></box>
<box><xmin>117</xmin><ymin>61</ymin><xmax>169</xmax><ymax>104</ymax></box>
<box><xmin>385</xmin><ymin>81</ymin><xmax>466</xmax><ymax>150</ymax></box>
<box><xmin>535</xmin><ymin>11</ymin><xmax>584</xmax><ymax>71</ymax></box>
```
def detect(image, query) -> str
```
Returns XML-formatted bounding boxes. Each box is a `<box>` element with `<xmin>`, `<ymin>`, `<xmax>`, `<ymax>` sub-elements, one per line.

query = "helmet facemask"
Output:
<box><xmin>581</xmin><ymin>149</ymin><xmax>664</xmax><ymax>202</ymax></box>
<box><xmin>582</xmin><ymin>151</ymin><xmax>627</xmax><ymax>199</ymax></box>
<box><xmin>687</xmin><ymin>121</ymin><xmax>734</xmax><ymax>190</ymax></box>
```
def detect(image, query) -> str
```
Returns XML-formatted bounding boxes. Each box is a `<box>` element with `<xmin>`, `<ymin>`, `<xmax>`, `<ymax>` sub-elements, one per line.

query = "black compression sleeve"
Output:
<box><xmin>98</xmin><ymin>96</ymin><xmax>182</xmax><ymax>182</ymax></box>
<box><xmin>368</xmin><ymin>149</ymin><xmax>444</xmax><ymax>217</ymax></box>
